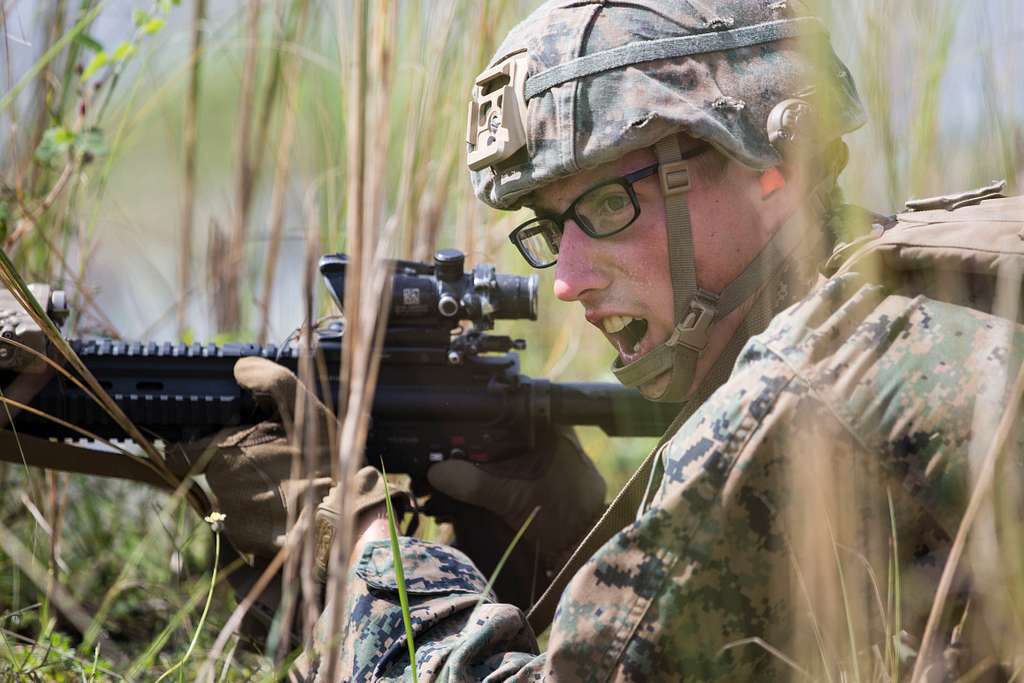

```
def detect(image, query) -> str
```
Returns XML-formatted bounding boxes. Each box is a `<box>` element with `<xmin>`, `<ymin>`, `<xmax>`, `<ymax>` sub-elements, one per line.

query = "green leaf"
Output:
<box><xmin>159</xmin><ymin>0</ymin><xmax>174</xmax><ymax>12</ymax></box>
<box><xmin>35</xmin><ymin>126</ymin><xmax>75</xmax><ymax>163</ymax></box>
<box><xmin>112</xmin><ymin>42</ymin><xmax>136</xmax><ymax>62</ymax></box>
<box><xmin>132</xmin><ymin>9</ymin><xmax>150</xmax><ymax>27</ymax></box>
<box><xmin>380</xmin><ymin>463</ymin><xmax>418</xmax><ymax>680</ymax></box>
<box><xmin>140</xmin><ymin>17</ymin><xmax>166</xmax><ymax>35</ymax></box>
<box><xmin>75</xmin><ymin>128</ymin><xmax>109</xmax><ymax>161</ymax></box>
<box><xmin>80</xmin><ymin>51</ymin><xmax>109</xmax><ymax>81</ymax></box>
<box><xmin>73</xmin><ymin>33</ymin><xmax>104</xmax><ymax>53</ymax></box>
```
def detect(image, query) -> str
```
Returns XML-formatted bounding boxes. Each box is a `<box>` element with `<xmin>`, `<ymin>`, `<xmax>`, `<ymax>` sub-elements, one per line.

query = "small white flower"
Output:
<box><xmin>204</xmin><ymin>511</ymin><xmax>227</xmax><ymax>532</ymax></box>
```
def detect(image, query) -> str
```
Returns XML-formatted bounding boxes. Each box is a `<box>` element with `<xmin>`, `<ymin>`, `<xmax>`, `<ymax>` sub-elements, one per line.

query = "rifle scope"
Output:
<box><xmin>319</xmin><ymin>249</ymin><xmax>538</xmax><ymax>329</ymax></box>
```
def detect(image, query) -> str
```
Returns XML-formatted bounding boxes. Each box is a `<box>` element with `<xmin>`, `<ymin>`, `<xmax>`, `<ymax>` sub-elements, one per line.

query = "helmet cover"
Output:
<box><xmin>468</xmin><ymin>0</ymin><xmax>866</xmax><ymax>210</ymax></box>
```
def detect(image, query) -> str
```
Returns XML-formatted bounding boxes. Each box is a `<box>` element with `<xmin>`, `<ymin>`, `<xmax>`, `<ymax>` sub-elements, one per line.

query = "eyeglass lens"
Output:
<box><xmin>516</xmin><ymin>220</ymin><xmax>561</xmax><ymax>267</ymax></box>
<box><xmin>575</xmin><ymin>183</ymin><xmax>636</xmax><ymax>235</ymax></box>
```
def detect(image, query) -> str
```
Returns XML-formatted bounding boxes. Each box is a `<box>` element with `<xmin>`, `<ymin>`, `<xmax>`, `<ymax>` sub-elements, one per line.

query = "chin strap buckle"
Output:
<box><xmin>666</xmin><ymin>294</ymin><xmax>718</xmax><ymax>353</ymax></box>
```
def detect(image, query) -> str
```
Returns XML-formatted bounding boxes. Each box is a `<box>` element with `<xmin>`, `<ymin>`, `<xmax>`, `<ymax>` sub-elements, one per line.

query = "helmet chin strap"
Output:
<box><xmin>612</xmin><ymin>134</ymin><xmax>835</xmax><ymax>403</ymax></box>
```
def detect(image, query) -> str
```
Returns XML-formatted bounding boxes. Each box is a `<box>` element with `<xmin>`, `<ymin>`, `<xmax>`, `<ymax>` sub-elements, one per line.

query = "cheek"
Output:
<box><xmin>619</xmin><ymin>214</ymin><xmax>675</xmax><ymax>323</ymax></box>
<box><xmin>685</xmin><ymin>171</ymin><xmax>764</xmax><ymax>290</ymax></box>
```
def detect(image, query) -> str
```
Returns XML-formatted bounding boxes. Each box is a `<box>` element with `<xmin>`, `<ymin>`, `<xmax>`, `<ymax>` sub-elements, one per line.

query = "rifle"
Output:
<box><xmin>0</xmin><ymin>249</ymin><xmax>679</xmax><ymax>488</ymax></box>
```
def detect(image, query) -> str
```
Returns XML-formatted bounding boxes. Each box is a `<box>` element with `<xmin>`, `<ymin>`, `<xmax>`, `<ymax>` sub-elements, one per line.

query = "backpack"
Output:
<box><xmin>826</xmin><ymin>181</ymin><xmax>1022</xmax><ymax>320</ymax></box>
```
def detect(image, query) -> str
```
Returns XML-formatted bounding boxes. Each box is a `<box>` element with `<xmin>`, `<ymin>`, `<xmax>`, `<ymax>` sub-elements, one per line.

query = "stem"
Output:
<box><xmin>155</xmin><ymin>530</ymin><xmax>221</xmax><ymax>683</ymax></box>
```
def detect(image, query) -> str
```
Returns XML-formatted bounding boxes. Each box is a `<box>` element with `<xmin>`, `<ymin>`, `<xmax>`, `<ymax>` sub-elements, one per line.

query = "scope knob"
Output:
<box><xmin>434</xmin><ymin>249</ymin><xmax>465</xmax><ymax>282</ymax></box>
<box><xmin>438</xmin><ymin>294</ymin><xmax>459</xmax><ymax>317</ymax></box>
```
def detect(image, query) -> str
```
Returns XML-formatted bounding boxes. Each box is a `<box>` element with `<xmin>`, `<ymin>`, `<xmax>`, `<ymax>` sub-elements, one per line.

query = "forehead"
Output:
<box><xmin>528</xmin><ymin>148</ymin><xmax>659</xmax><ymax>213</ymax></box>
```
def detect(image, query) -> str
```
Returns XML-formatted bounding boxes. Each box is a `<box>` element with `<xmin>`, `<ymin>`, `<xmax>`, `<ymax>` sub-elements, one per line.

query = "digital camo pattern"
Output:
<box><xmin>311</xmin><ymin>247</ymin><xmax>1024</xmax><ymax>679</ymax></box>
<box><xmin>310</xmin><ymin>538</ymin><xmax>537</xmax><ymax>681</ymax></box>
<box><xmin>470</xmin><ymin>0</ymin><xmax>866</xmax><ymax>209</ymax></box>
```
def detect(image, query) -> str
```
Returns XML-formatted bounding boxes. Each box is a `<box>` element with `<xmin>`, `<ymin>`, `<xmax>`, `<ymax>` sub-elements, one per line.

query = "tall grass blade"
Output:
<box><xmin>380</xmin><ymin>463</ymin><xmax>417</xmax><ymax>680</ymax></box>
<box><xmin>472</xmin><ymin>506</ymin><xmax>539</xmax><ymax>615</ymax></box>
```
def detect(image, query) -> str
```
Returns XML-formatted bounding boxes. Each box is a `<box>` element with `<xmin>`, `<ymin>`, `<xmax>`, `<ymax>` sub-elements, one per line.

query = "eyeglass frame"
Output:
<box><xmin>508</xmin><ymin>162</ymin><xmax>661</xmax><ymax>268</ymax></box>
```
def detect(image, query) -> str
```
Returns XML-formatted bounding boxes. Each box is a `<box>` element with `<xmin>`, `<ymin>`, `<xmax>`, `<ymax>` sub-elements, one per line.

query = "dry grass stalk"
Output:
<box><xmin>220</xmin><ymin>0</ymin><xmax>263</xmax><ymax>333</ymax></box>
<box><xmin>299</xmin><ymin>205</ymin><xmax>326</xmax><ymax>653</ymax></box>
<box><xmin>273</xmin><ymin>203</ymin><xmax>323</xmax><ymax>661</ymax></box>
<box><xmin>783</xmin><ymin>389</ymin><xmax>887</xmax><ymax>681</ymax></box>
<box><xmin>317</xmin><ymin>0</ymin><xmax>420</xmax><ymax>676</ymax></box>
<box><xmin>396</xmin><ymin>1</ymin><xmax>455</xmax><ymax>260</ymax></box>
<box><xmin>13</xmin><ymin>2</ymin><xmax>64</xmax><ymax>190</ymax></box>
<box><xmin>250</xmin><ymin>0</ymin><xmax>292</xmax><ymax>184</ymax></box>
<box><xmin>320</xmin><ymin>0</ymin><xmax>370</xmax><ymax>674</ymax></box>
<box><xmin>177</xmin><ymin>0</ymin><xmax>207</xmax><ymax>338</ymax></box>
<box><xmin>5</xmin><ymin>160</ymin><xmax>76</xmax><ymax>251</ymax></box>
<box><xmin>45</xmin><ymin>470</ymin><xmax>66</xmax><ymax>629</ymax></box>
<box><xmin>258</xmin><ymin>0</ymin><xmax>312</xmax><ymax>345</ymax></box>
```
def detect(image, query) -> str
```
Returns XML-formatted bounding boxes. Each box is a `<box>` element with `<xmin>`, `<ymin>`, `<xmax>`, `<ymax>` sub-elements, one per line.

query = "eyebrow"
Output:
<box><xmin>526</xmin><ymin>143</ymin><xmax>711</xmax><ymax>213</ymax></box>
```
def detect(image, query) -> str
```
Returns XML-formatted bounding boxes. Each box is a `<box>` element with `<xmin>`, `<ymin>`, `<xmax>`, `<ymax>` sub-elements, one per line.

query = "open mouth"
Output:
<box><xmin>602</xmin><ymin>315</ymin><xmax>649</xmax><ymax>357</ymax></box>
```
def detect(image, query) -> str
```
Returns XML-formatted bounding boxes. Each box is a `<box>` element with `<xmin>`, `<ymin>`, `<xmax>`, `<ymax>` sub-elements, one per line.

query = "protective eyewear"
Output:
<box><xmin>509</xmin><ymin>163</ymin><xmax>659</xmax><ymax>268</ymax></box>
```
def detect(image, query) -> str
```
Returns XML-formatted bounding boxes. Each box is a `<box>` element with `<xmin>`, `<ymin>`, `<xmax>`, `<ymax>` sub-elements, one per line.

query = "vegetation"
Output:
<box><xmin>0</xmin><ymin>0</ymin><xmax>1020</xmax><ymax>679</ymax></box>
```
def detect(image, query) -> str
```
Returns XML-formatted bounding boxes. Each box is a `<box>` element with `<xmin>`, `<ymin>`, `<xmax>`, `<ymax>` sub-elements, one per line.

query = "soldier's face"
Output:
<box><xmin>533</xmin><ymin>143</ymin><xmax>778</xmax><ymax>398</ymax></box>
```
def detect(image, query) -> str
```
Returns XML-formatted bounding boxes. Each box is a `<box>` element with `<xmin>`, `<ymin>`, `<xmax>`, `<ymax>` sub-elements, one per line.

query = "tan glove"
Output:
<box><xmin>166</xmin><ymin>356</ymin><xmax>333</xmax><ymax>559</ymax></box>
<box><xmin>426</xmin><ymin>427</ymin><xmax>605</xmax><ymax>608</ymax></box>
<box><xmin>314</xmin><ymin>466</ymin><xmax>412</xmax><ymax>581</ymax></box>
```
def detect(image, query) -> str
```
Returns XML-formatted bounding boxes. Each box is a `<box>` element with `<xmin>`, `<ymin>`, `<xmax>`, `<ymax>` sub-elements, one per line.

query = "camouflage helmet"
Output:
<box><xmin>467</xmin><ymin>0</ymin><xmax>865</xmax><ymax>210</ymax></box>
<box><xmin>467</xmin><ymin>0</ymin><xmax>866</xmax><ymax>404</ymax></box>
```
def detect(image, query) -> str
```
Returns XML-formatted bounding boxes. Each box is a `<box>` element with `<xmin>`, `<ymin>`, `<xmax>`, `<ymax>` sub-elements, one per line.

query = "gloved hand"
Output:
<box><xmin>315</xmin><ymin>466</ymin><xmax>412</xmax><ymax>581</ymax></box>
<box><xmin>426</xmin><ymin>427</ymin><xmax>605</xmax><ymax>609</ymax></box>
<box><xmin>167</xmin><ymin>357</ymin><xmax>412</xmax><ymax>648</ymax></box>
<box><xmin>166</xmin><ymin>356</ymin><xmax>334</xmax><ymax>559</ymax></box>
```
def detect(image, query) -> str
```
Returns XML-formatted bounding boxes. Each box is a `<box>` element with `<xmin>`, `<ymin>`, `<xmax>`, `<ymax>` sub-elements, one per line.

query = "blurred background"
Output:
<box><xmin>1</xmin><ymin>0</ymin><xmax>1021</xmax><ymax>678</ymax></box>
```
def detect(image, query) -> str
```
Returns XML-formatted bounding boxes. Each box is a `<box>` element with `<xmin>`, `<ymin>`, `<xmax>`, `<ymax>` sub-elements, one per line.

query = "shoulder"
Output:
<box><xmin>659</xmin><ymin>263</ymin><xmax>1024</xmax><ymax>517</ymax></box>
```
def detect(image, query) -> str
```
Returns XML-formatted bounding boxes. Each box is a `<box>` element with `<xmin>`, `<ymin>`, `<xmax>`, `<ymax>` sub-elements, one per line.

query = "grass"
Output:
<box><xmin>380</xmin><ymin>466</ymin><xmax>417</xmax><ymax>680</ymax></box>
<box><xmin>0</xmin><ymin>0</ymin><xmax>1021</xmax><ymax>679</ymax></box>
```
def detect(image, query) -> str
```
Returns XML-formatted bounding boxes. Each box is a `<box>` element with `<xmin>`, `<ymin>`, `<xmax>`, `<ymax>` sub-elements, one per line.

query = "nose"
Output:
<box><xmin>553</xmin><ymin>220</ymin><xmax>609</xmax><ymax>302</ymax></box>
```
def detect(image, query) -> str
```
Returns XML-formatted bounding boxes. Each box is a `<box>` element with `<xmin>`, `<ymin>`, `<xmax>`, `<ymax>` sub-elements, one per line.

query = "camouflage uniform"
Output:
<box><xmin>303</xmin><ymin>0</ymin><xmax>1021</xmax><ymax>678</ymax></box>
<box><xmin>304</xmin><ymin>195</ymin><xmax>1024</xmax><ymax>680</ymax></box>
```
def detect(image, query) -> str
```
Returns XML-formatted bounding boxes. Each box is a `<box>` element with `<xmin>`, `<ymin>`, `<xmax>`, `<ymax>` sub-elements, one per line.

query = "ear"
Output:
<box><xmin>759</xmin><ymin>167</ymin><xmax>787</xmax><ymax>199</ymax></box>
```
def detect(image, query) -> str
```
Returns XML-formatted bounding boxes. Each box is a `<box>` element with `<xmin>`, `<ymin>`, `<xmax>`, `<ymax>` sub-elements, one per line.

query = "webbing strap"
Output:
<box><xmin>657</xmin><ymin>136</ymin><xmax>697</xmax><ymax>323</ymax></box>
<box><xmin>609</xmin><ymin>134</ymin><xmax>702</xmax><ymax>402</ymax></box>
<box><xmin>524</xmin><ymin>17</ymin><xmax>826</xmax><ymax>100</ymax></box>
<box><xmin>651</xmin><ymin>135</ymin><xmax>704</xmax><ymax>402</ymax></box>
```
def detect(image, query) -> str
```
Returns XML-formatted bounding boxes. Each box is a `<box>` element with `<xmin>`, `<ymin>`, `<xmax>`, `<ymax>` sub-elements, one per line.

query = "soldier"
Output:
<box><xmin>295</xmin><ymin>0</ymin><xmax>1024</xmax><ymax>680</ymax></box>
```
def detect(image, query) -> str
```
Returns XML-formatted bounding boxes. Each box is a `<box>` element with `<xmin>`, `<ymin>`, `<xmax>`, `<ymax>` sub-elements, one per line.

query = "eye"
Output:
<box><xmin>582</xmin><ymin>185</ymin><xmax>631</xmax><ymax>216</ymax></box>
<box><xmin>599</xmin><ymin>193</ymin><xmax>629</xmax><ymax>214</ymax></box>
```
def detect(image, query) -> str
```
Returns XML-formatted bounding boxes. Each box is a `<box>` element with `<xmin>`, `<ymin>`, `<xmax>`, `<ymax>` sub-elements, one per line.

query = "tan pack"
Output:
<box><xmin>826</xmin><ymin>182</ymin><xmax>1022</xmax><ymax>318</ymax></box>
